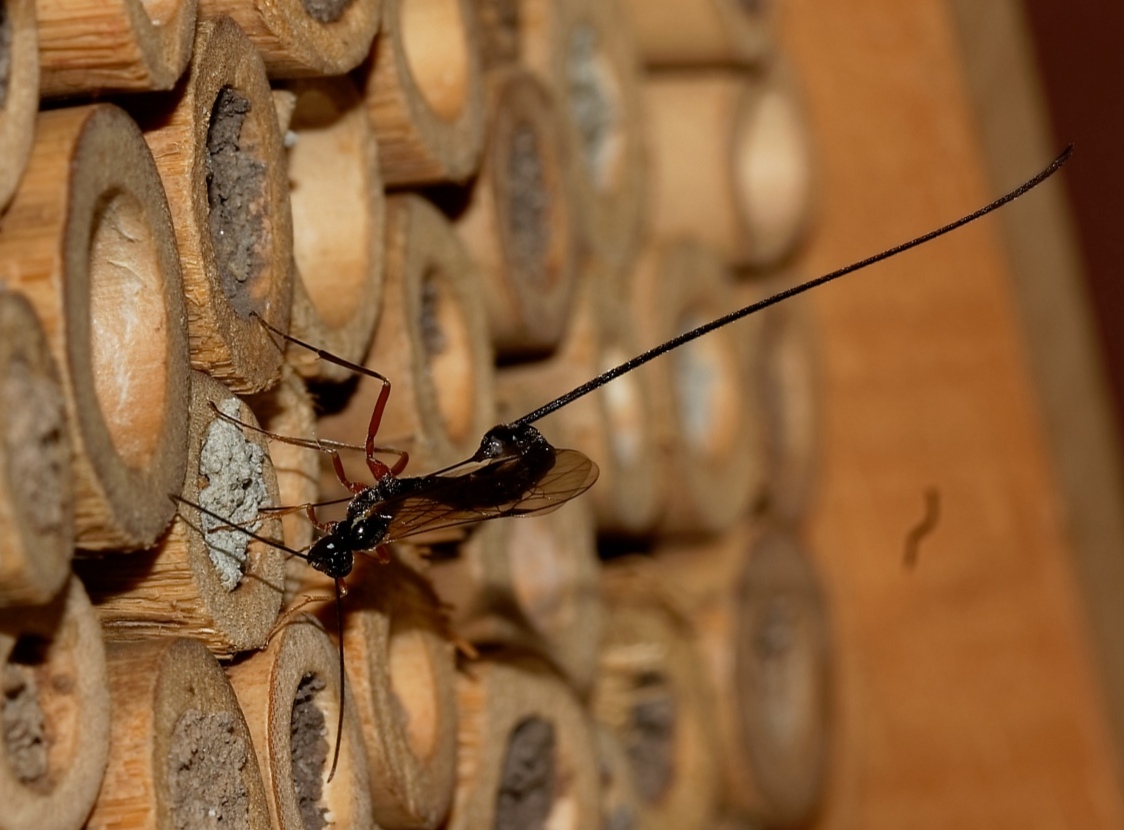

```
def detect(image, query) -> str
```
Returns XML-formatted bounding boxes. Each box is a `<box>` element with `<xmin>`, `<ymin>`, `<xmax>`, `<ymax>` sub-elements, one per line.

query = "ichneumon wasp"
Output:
<box><xmin>174</xmin><ymin>145</ymin><xmax>1074</xmax><ymax>781</ymax></box>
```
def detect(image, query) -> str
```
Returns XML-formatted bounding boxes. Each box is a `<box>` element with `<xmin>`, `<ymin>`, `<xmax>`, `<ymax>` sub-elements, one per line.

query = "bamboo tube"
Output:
<box><xmin>0</xmin><ymin>577</ymin><xmax>110</xmax><ymax>830</ymax></box>
<box><xmin>36</xmin><ymin>0</ymin><xmax>196</xmax><ymax>97</ymax></box>
<box><xmin>199</xmin><ymin>0</ymin><xmax>381</xmax><ymax>77</ymax></box>
<box><xmin>453</xmin><ymin>67</ymin><xmax>579</xmax><ymax>358</ymax></box>
<box><xmin>133</xmin><ymin>16</ymin><xmax>294</xmax><ymax>394</ymax></box>
<box><xmin>520</xmin><ymin>0</ymin><xmax>647</xmax><ymax>268</ymax></box>
<box><xmin>291</xmin><ymin>556</ymin><xmax>458</xmax><ymax>829</ymax></box>
<box><xmin>0</xmin><ymin>291</ymin><xmax>72</xmax><ymax>607</ymax></box>
<box><xmin>592</xmin><ymin>564</ymin><xmax>721</xmax><ymax>830</ymax></box>
<box><xmin>80</xmin><ymin>372</ymin><xmax>286</xmax><ymax>657</ymax></box>
<box><xmin>593</xmin><ymin>723</ymin><xmax>642</xmax><ymax>830</ymax></box>
<box><xmin>0</xmin><ymin>0</ymin><xmax>37</xmax><ymax>211</ymax></box>
<box><xmin>644</xmin><ymin>62</ymin><xmax>815</xmax><ymax>269</ymax></box>
<box><xmin>86</xmin><ymin>637</ymin><xmax>272</xmax><ymax>830</ymax></box>
<box><xmin>359</xmin><ymin>0</ymin><xmax>485</xmax><ymax>185</ymax></box>
<box><xmin>429</xmin><ymin>497</ymin><xmax>602</xmax><ymax>693</ymax></box>
<box><xmin>317</xmin><ymin>194</ymin><xmax>494</xmax><ymax>479</ymax></box>
<box><xmin>448</xmin><ymin>653</ymin><xmax>600</xmax><ymax>830</ymax></box>
<box><xmin>0</xmin><ymin>104</ymin><xmax>191</xmax><ymax>550</ymax></box>
<box><xmin>227</xmin><ymin>617</ymin><xmax>376</xmax><ymax>830</ymax></box>
<box><xmin>651</xmin><ymin>521</ymin><xmax>831</xmax><ymax>825</ymax></box>
<box><xmin>495</xmin><ymin>271</ymin><xmax>660</xmax><ymax>535</ymax></box>
<box><xmin>630</xmin><ymin>240</ymin><xmax>764</xmax><ymax>535</ymax></box>
<box><xmin>275</xmin><ymin>75</ymin><xmax>385</xmax><ymax>383</ymax></box>
<box><xmin>618</xmin><ymin>0</ymin><xmax>775</xmax><ymax>67</ymax></box>
<box><xmin>473</xmin><ymin>0</ymin><xmax>519</xmax><ymax>69</ymax></box>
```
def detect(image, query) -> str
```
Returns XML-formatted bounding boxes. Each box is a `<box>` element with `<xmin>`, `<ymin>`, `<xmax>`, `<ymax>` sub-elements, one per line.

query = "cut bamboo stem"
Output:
<box><xmin>227</xmin><ymin>617</ymin><xmax>376</xmax><ymax>830</ymax></box>
<box><xmin>0</xmin><ymin>290</ymin><xmax>72</xmax><ymax>607</ymax></box>
<box><xmin>630</xmin><ymin>240</ymin><xmax>764</xmax><ymax>535</ymax></box>
<box><xmin>430</xmin><ymin>497</ymin><xmax>602</xmax><ymax>693</ymax></box>
<box><xmin>0</xmin><ymin>0</ymin><xmax>38</xmax><ymax>211</ymax></box>
<box><xmin>652</xmin><ymin>522</ymin><xmax>831</xmax><ymax>826</ymax></box>
<box><xmin>453</xmin><ymin>67</ymin><xmax>578</xmax><ymax>358</ymax></box>
<box><xmin>618</xmin><ymin>0</ymin><xmax>775</xmax><ymax>67</ymax></box>
<box><xmin>520</xmin><ymin>0</ymin><xmax>647</xmax><ymax>268</ymax></box>
<box><xmin>199</xmin><ymin>0</ymin><xmax>382</xmax><ymax>77</ymax></box>
<box><xmin>36</xmin><ymin>0</ymin><xmax>197</xmax><ymax>97</ymax></box>
<box><xmin>448</xmin><ymin>653</ymin><xmax>600</xmax><ymax>830</ymax></box>
<box><xmin>495</xmin><ymin>271</ymin><xmax>660</xmax><ymax>535</ymax></box>
<box><xmin>317</xmin><ymin>194</ymin><xmax>494</xmax><ymax>479</ymax></box>
<box><xmin>86</xmin><ymin>637</ymin><xmax>272</xmax><ymax>830</ymax></box>
<box><xmin>277</xmin><ymin>75</ymin><xmax>385</xmax><ymax>382</ymax></box>
<box><xmin>360</xmin><ymin>0</ymin><xmax>485</xmax><ymax>185</ymax></box>
<box><xmin>80</xmin><ymin>372</ymin><xmax>286</xmax><ymax>657</ymax></box>
<box><xmin>645</xmin><ymin>63</ymin><xmax>815</xmax><ymax>269</ymax></box>
<box><xmin>0</xmin><ymin>103</ymin><xmax>191</xmax><ymax>550</ymax></box>
<box><xmin>0</xmin><ymin>577</ymin><xmax>110</xmax><ymax>830</ymax></box>
<box><xmin>132</xmin><ymin>16</ymin><xmax>294</xmax><ymax>394</ymax></box>
<box><xmin>593</xmin><ymin>563</ymin><xmax>721</xmax><ymax>830</ymax></box>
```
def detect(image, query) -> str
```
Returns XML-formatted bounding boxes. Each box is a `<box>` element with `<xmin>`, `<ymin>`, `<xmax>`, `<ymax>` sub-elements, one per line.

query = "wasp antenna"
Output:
<box><xmin>169</xmin><ymin>494</ymin><xmax>311</xmax><ymax>562</ymax></box>
<box><xmin>327</xmin><ymin>578</ymin><xmax>346</xmax><ymax>784</ymax></box>
<box><xmin>514</xmin><ymin>145</ymin><xmax>1075</xmax><ymax>427</ymax></box>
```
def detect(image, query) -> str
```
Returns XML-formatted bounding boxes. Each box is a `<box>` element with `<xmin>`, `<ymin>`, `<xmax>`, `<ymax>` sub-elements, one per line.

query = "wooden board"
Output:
<box><xmin>779</xmin><ymin>1</ymin><xmax>1124</xmax><ymax>826</ymax></box>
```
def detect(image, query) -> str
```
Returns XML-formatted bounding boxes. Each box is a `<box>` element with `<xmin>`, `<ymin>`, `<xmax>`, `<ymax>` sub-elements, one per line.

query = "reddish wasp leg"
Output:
<box><xmin>362</xmin><ymin>375</ymin><xmax>397</xmax><ymax>482</ymax></box>
<box><xmin>266</xmin><ymin>593</ymin><xmax>337</xmax><ymax>641</ymax></box>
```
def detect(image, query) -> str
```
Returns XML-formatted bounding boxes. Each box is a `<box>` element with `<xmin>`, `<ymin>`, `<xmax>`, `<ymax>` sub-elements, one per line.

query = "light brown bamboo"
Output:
<box><xmin>0</xmin><ymin>577</ymin><xmax>110</xmax><ymax>830</ymax></box>
<box><xmin>276</xmin><ymin>75</ymin><xmax>385</xmax><ymax>382</ymax></box>
<box><xmin>227</xmin><ymin>617</ymin><xmax>376</xmax><ymax>830</ymax></box>
<box><xmin>80</xmin><ymin>372</ymin><xmax>286</xmax><ymax>657</ymax></box>
<box><xmin>629</xmin><ymin>240</ymin><xmax>765</xmax><ymax>535</ymax></box>
<box><xmin>292</xmin><ymin>556</ymin><xmax>458</xmax><ymax>829</ymax></box>
<box><xmin>618</xmin><ymin>0</ymin><xmax>775</xmax><ymax>67</ymax></box>
<box><xmin>472</xmin><ymin>0</ymin><xmax>519</xmax><ymax>69</ymax></box>
<box><xmin>132</xmin><ymin>16</ymin><xmax>294</xmax><ymax>394</ymax></box>
<box><xmin>593</xmin><ymin>562</ymin><xmax>721</xmax><ymax>830</ymax></box>
<box><xmin>644</xmin><ymin>63</ymin><xmax>815</xmax><ymax>268</ymax></box>
<box><xmin>36</xmin><ymin>0</ymin><xmax>196</xmax><ymax>96</ymax></box>
<box><xmin>199</xmin><ymin>0</ymin><xmax>382</xmax><ymax>76</ymax></box>
<box><xmin>0</xmin><ymin>0</ymin><xmax>37</xmax><ymax>210</ymax></box>
<box><xmin>520</xmin><ymin>0</ymin><xmax>647</xmax><ymax>268</ymax></box>
<box><xmin>429</xmin><ymin>497</ymin><xmax>602</xmax><ymax>693</ymax></box>
<box><xmin>359</xmin><ymin>0</ymin><xmax>485</xmax><ymax>185</ymax></box>
<box><xmin>0</xmin><ymin>104</ymin><xmax>191</xmax><ymax>550</ymax></box>
<box><xmin>317</xmin><ymin>194</ymin><xmax>494</xmax><ymax>480</ymax></box>
<box><xmin>0</xmin><ymin>290</ymin><xmax>72</xmax><ymax>607</ymax></box>
<box><xmin>494</xmin><ymin>271</ymin><xmax>660</xmax><ymax>535</ymax></box>
<box><xmin>454</xmin><ymin>67</ymin><xmax>579</xmax><ymax>358</ymax></box>
<box><xmin>448</xmin><ymin>653</ymin><xmax>600</xmax><ymax>830</ymax></box>
<box><xmin>652</xmin><ymin>521</ymin><xmax>831</xmax><ymax>825</ymax></box>
<box><xmin>86</xmin><ymin>637</ymin><xmax>272</xmax><ymax>830</ymax></box>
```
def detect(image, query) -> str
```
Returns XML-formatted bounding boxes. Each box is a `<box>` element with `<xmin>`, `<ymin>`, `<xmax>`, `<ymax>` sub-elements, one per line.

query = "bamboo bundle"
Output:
<box><xmin>0</xmin><ymin>578</ymin><xmax>110</xmax><ymax>830</ymax></box>
<box><xmin>199</xmin><ymin>0</ymin><xmax>382</xmax><ymax>77</ymax></box>
<box><xmin>630</xmin><ymin>240</ymin><xmax>764</xmax><ymax>534</ymax></box>
<box><xmin>453</xmin><ymin>67</ymin><xmax>578</xmax><ymax>358</ymax></box>
<box><xmin>0</xmin><ymin>0</ymin><xmax>37</xmax><ymax>210</ymax></box>
<box><xmin>593</xmin><ymin>723</ymin><xmax>642</xmax><ymax>830</ymax></box>
<box><xmin>0</xmin><ymin>290</ymin><xmax>72</xmax><ymax>607</ymax></box>
<box><xmin>652</xmin><ymin>521</ymin><xmax>832</xmax><ymax>826</ymax></box>
<box><xmin>448</xmin><ymin>653</ymin><xmax>600</xmax><ymax>830</ymax></box>
<box><xmin>36</xmin><ymin>0</ymin><xmax>197</xmax><ymax>96</ymax></box>
<box><xmin>618</xmin><ymin>0</ymin><xmax>775</xmax><ymax>67</ymax></box>
<box><xmin>644</xmin><ymin>61</ymin><xmax>814</xmax><ymax>269</ymax></box>
<box><xmin>227</xmin><ymin>617</ymin><xmax>376</xmax><ymax>830</ymax></box>
<box><xmin>0</xmin><ymin>104</ymin><xmax>191</xmax><ymax>551</ymax></box>
<box><xmin>80</xmin><ymin>372</ymin><xmax>286</xmax><ymax>657</ymax></box>
<box><xmin>132</xmin><ymin>16</ymin><xmax>294</xmax><ymax>394</ymax></box>
<box><xmin>317</xmin><ymin>194</ymin><xmax>494</xmax><ymax>478</ymax></box>
<box><xmin>276</xmin><ymin>75</ymin><xmax>385</xmax><ymax>382</ymax></box>
<box><xmin>86</xmin><ymin>637</ymin><xmax>271</xmax><ymax>830</ymax></box>
<box><xmin>359</xmin><ymin>0</ymin><xmax>485</xmax><ymax>185</ymax></box>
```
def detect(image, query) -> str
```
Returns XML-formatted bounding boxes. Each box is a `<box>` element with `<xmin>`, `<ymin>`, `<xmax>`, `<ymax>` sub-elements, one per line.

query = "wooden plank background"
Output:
<box><xmin>778</xmin><ymin>1</ymin><xmax>1124</xmax><ymax>826</ymax></box>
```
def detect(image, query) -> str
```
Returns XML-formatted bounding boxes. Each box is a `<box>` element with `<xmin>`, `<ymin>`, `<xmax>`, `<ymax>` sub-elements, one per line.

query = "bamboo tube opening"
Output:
<box><xmin>88</xmin><ymin>190</ymin><xmax>170</xmax><ymax>469</ymax></box>
<box><xmin>670</xmin><ymin>310</ymin><xmax>742</xmax><ymax>462</ymax></box>
<box><xmin>420</xmin><ymin>266</ymin><xmax>476</xmax><ymax>446</ymax></box>
<box><xmin>624</xmin><ymin>672</ymin><xmax>676</xmax><ymax>803</ymax></box>
<box><xmin>503</xmin><ymin>122</ymin><xmax>552</xmax><ymax>283</ymax></box>
<box><xmin>388</xmin><ymin>607</ymin><xmax>441</xmax><ymax>760</ymax></box>
<box><xmin>0</xmin><ymin>0</ymin><xmax>35</xmax><ymax>211</ymax></box>
<box><xmin>302</xmin><ymin>0</ymin><xmax>354</xmax><ymax>22</ymax></box>
<box><xmin>166</xmin><ymin>708</ymin><xmax>256</xmax><ymax>829</ymax></box>
<box><xmin>494</xmin><ymin>716</ymin><xmax>557</xmax><ymax>829</ymax></box>
<box><xmin>1</xmin><ymin>636</ymin><xmax>68</xmax><ymax>792</ymax></box>
<box><xmin>399</xmin><ymin>0</ymin><xmax>470</xmax><ymax>121</ymax></box>
<box><xmin>566</xmin><ymin>22</ymin><xmax>623</xmax><ymax>192</ymax></box>
<box><xmin>289</xmin><ymin>673</ymin><xmax>330</xmax><ymax>829</ymax></box>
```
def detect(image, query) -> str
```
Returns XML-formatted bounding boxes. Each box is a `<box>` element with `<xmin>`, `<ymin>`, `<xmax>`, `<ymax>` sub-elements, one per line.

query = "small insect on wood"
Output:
<box><xmin>174</xmin><ymin>145</ymin><xmax>1073</xmax><ymax>780</ymax></box>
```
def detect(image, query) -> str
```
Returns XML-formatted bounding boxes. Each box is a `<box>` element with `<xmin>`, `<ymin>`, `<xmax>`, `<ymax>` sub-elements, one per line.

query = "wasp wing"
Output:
<box><xmin>381</xmin><ymin>448</ymin><xmax>599</xmax><ymax>543</ymax></box>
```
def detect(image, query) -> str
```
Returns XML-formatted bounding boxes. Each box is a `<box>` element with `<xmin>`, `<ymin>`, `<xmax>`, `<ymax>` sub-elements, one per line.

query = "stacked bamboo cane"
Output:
<box><xmin>0</xmin><ymin>0</ymin><xmax>828</xmax><ymax>827</ymax></box>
